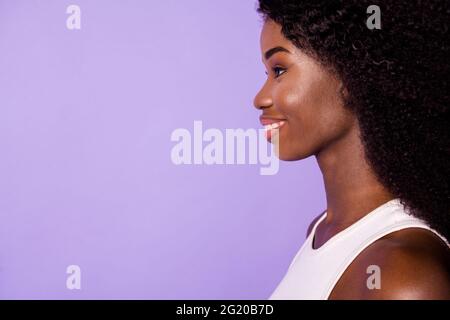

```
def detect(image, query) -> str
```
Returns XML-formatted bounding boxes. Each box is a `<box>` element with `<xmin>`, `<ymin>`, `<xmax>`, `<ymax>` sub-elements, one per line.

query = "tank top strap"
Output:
<box><xmin>322</xmin><ymin>206</ymin><xmax>449</xmax><ymax>299</ymax></box>
<box><xmin>269</xmin><ymin>198</ymin><xmax>449</xmax><ymax>300</ymax></box>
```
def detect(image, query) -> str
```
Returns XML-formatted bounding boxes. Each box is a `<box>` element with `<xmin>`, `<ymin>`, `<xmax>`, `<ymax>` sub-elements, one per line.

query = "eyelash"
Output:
<box><xmin>265</xmin><ymin>66</ymin><xmax>286</xmax><ymax>78</ymax></box>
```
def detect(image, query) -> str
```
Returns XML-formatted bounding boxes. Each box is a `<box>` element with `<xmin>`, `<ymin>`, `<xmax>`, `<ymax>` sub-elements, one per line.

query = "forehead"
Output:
<box><xmin>260</xmin><ymin>19</ymin><xmax>296</xmax><ymax>53</ymax></box>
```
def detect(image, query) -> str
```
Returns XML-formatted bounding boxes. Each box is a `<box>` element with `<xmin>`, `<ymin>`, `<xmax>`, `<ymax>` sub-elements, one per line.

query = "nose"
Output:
<box><xmin>253</xmin><ymin>81</ymin><xmax>273</xmax><ymax>110</ymax></box>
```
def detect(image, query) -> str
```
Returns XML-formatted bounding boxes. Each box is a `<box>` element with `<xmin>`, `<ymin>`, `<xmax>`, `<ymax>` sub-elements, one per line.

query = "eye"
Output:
<box><xmin>272</xmin><ymin>66</ymin><xmax>286</xmax><ymax>78</ymax></box>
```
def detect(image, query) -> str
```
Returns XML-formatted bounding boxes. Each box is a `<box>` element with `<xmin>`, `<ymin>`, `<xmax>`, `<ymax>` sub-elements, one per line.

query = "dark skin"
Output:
<box><xmin>254</xmin><ymin>19</ymin><xmax>450</xmax><ymax>299</ymax></box>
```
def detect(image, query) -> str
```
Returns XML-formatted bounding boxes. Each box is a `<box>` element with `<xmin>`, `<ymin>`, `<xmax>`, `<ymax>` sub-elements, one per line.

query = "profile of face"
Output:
<box><xmin>254</xmin><ymin>19</ymin><xmax>357</xmax><ymax>161</ymax></box>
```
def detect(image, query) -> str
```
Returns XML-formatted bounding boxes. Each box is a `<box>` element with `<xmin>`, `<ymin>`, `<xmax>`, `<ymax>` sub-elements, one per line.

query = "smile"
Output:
<box><xmin>263</xmin><ymin>120</ymin><xmax>286</xmax><ymax>131</ymax></box>
<box><xmin>263</xmin><ymin>121</ymin><xmax>286</xmax><ymax>141</ymax></box>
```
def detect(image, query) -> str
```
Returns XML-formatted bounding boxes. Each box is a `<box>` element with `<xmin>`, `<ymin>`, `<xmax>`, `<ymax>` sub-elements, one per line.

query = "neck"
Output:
<box><xmin>315</xmin><ymin>123</ymin><xmax>394</xmax><ymax>227</ymax></box>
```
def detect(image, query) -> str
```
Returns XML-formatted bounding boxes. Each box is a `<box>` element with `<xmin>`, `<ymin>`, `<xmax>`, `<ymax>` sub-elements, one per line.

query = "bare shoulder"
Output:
<box><xmin>306</xmin><ymin>210</ymin><xmax>326</xmax><ymax>238</ymax></box>
<box><xmin>330</xmin><ymin>228</ymin><xmax>450</xmax><ymax>300</ymax></box>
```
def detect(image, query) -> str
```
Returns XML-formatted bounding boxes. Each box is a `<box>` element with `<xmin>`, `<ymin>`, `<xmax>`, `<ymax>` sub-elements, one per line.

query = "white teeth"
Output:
<box><xmin>264</xmin><ymin>121</ymin><xmax>285</xmax><ymax>131</ymax></box>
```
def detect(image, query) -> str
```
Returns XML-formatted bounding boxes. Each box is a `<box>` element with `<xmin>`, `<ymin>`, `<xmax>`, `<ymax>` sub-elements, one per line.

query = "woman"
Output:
<box><xmin>253</xmin><ymin>0</ymin><xmax>450</xmax><ymax>299</ymax></box>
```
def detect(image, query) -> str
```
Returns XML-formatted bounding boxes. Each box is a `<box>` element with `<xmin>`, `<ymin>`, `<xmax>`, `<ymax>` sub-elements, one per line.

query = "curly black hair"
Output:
<box><xmin>257</xmin><ymin>0</ymin><xmax>450</xmax><ymax>241</ymax></box>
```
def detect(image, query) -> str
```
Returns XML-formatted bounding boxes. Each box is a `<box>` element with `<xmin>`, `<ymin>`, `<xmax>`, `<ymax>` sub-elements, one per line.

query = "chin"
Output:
<box><xmin>276</xmin><ymin>148</ymin><xmax>310</xmax><ymax>161</ymax></box>
<box><xmin>273</xmin><ymin>135</ymin><xmax>315</xmax><ymax>161</ymax></box>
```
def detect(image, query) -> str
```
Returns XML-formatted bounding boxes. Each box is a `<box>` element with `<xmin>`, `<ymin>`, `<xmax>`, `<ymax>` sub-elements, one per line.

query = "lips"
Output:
<box><xmin>259</xmin><ymin>116</ymin><xmax>287</xmax><ymax>141</ymax></box>
<box><xmin>259</xmin><ymin>116</ymin><xmax>287</xmax><ymax>126</ymax></box>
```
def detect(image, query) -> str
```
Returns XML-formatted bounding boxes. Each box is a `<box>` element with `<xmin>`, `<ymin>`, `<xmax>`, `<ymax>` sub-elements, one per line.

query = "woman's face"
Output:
<box><xmin>254</xmin><ymin>19</ymin><xmax>357</xmax><ymax>161</ymax></box>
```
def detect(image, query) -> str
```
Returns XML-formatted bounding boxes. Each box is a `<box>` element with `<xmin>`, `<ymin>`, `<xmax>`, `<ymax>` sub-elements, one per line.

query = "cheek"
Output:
<box><xmin>273</xmin><ymin>75</ymin><xmax>352</xmax><ymax>154</ymax></box>
<box><xmin>275</xmin><ymin>86</ymin><xmax>319</xmax><ymax>153</ymax></box>
<box><xmin>273</xmin><ymin>84</ymin><xmax>304</xmax><ymax>119</ymax></box>
<box><xmin>273</xmin><ymin>81</ymin><xmax>320</xmax><ymax>135</ymax></box>
<box><xmin>287</xmin><ymin>75</ymin><xmax>343</xmax><ymax>131</ymax></box>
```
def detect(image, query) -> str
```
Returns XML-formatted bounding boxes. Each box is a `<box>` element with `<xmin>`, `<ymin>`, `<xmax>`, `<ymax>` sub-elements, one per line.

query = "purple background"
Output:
<box><xmin>0</xmin><ymin>0</ymin><xmax>325</xmax><ymax>299</ymax></box>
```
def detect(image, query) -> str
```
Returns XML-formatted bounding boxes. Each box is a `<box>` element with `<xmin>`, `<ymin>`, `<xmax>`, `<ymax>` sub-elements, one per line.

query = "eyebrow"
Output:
<box><xmin>264</xmin><ymin>46</ymin><xmax>291</xmax><ymax>60</ymax></box>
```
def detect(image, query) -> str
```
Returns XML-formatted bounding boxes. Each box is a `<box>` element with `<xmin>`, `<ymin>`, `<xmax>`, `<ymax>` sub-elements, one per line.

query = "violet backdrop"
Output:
<box><xmin>0</xmin><ymin>0</ymin><xmax>325</xmax><ymax>299</ymax></box>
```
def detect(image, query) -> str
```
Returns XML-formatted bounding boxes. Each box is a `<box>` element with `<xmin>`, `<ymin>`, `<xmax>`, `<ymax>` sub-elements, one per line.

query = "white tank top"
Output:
<box><xmin>268</xmin><ymin>198</ymin><xmax>449</xmax><ymax>300</ymax></box>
